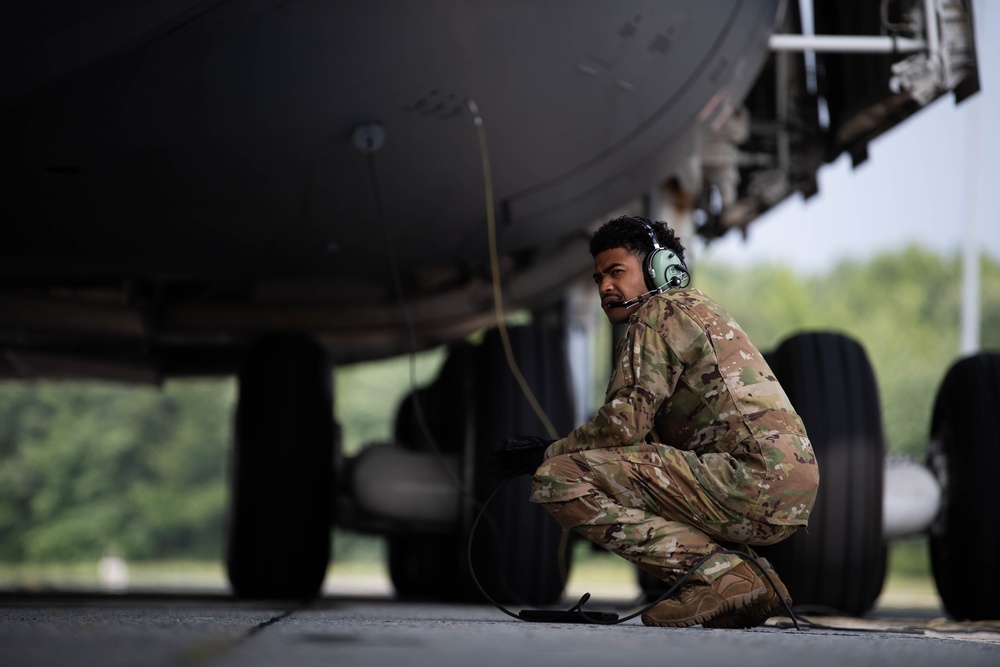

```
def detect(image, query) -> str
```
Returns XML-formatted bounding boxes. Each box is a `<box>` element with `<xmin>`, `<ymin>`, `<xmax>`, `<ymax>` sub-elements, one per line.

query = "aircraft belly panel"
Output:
<box><xmin>3</xmin><ymin>0</ymin><xmax>780</xmax><ymax>277</ymax></box>
<box><xmin>0</xmin><ymin>0</ymin><xmax>801</xmax><ymax>373</ymax></box>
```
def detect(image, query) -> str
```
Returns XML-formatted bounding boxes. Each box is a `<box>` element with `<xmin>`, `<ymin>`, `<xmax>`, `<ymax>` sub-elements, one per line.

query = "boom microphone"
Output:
<box><xmin>605</xmin><ymin>289</ymin><xmax>657</xmax><ymax>309</ymax></box>
<box><xmin>605</xmin><ymin>276</ymin><xmax>685</xmax><ymax>309</ymax></box>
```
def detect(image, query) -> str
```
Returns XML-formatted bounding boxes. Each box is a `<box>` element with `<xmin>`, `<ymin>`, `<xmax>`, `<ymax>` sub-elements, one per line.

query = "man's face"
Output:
<box><xmin>593</xmin><ymin>247</ymin><xmax>649</xmax><ymax>325</ymax></box>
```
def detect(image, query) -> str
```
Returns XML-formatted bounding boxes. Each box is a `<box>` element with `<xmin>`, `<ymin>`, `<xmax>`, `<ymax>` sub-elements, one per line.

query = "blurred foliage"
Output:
<box><xmin>697</xmin><ymin>248</ymin><xmax>1000</xmax><ymax>458</ymax></box>
<box><xmin>0</xmin><ymin>380</ymin><xmax>234</xmax><ymax>563</ymax></box>
<box><xmin>887</xmin><ymin>536</ymin><xmax>932</xmax><ymax>579</ymax></box>
<box><xmin>0</xmin><ymin>248</ymin><xmax>997</xmax><ymax>564</ymax></box>
<box><xmin>335</xmin><ymin>348</ymin><xmax>445</xmax><ymax>456</ymax></box>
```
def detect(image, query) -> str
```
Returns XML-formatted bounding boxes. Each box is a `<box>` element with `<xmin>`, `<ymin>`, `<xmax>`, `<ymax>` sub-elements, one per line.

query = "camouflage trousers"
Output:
<box><xmin>530</xmin><ymin>444</ymin><xmax>797</xmax><ymax>586</ymax></box>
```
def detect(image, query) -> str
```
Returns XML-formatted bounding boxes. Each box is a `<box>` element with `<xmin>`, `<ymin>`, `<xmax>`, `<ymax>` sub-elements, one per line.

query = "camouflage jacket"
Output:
<box><xmin>544</xmin><ymin>289</ymin><xmax>819</xmax><ymax>525</ymax></box>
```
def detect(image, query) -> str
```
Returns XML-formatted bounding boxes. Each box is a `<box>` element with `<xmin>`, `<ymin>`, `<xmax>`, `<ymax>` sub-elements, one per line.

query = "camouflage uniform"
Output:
<box><xmin>530</xmin><ymin>289</ymin><xmax>819</xmax><ymax>586</ymax></box>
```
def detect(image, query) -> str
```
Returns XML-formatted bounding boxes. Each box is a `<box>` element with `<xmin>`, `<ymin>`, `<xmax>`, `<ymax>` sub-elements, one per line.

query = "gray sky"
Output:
<box><xmin>698</xmin><ymin>2</ymin><xmax>999</xmax><ymax>274</ymax></box>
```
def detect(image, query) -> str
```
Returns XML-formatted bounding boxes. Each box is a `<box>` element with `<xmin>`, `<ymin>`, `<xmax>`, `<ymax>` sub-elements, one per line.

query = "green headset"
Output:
<box><xmin>633</xmin><ymin>216</ymin><xmax>691</xmax><ymax>292</ymax></box>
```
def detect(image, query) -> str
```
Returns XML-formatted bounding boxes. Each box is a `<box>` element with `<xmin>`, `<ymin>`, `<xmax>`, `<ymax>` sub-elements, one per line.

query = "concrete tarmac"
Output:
<box><xmin>2</xmin><ymin>590</ymin><xmax>1000</xmax><ymax>667</ymax></box>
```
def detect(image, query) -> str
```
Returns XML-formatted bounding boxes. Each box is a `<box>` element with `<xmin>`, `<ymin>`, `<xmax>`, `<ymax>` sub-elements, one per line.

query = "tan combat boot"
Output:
<box><xmin>641</xmin><ymin>560</ymin><xmax>766</xmax><ymax>628</ymax></box>
<box><xmin>702</xmin><ymin>558</ymin><xmax>792</xmax><ymax>629</ymax></box>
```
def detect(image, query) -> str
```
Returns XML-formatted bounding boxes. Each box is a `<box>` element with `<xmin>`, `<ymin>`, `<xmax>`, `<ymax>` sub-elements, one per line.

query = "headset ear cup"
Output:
<box><xmin>648</xmin><ymin>249</ymin><xmax>673</xmax><ymax>290</ymax></box>
<box><xmin>648</xmin><ymin>250</ymin><xmax>690</xmax><ymax>291</ymax></box>
<box><xmin>644</xmin><ymin>250</ymin><xmax>662</xmax><ymax>291</ymax></box>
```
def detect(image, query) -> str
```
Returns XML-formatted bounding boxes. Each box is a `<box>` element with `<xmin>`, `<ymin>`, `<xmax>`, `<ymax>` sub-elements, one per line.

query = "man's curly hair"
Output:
<box><xmin>589</xmin><ymin>215</ymin><xmax>687</xmax><ymax>264</ymax></box>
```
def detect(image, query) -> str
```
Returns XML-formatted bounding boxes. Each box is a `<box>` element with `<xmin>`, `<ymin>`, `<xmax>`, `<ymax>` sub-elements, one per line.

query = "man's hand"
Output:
<box><xmin>488</xmin><ymin>435</ymin><xmax>553</xmax><ymax>479</ymax></box>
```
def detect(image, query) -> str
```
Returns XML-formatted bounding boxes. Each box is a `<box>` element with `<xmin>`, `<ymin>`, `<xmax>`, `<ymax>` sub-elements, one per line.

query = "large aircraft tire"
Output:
<box><xmin>469</xmin><ymin>325</ymin><xmax>573</xmax><ymax>606</ymax></box>
<box><xmin>388</xmin><ymin>324</ymin><xmax>572</xmax><ymax>605</ymax></box>
<box><xmin>756</xmin><ymin>332</ymin><xmax>887</xmax><ymax>616</ymax></box>
<box><xmin>928</xmin><ymin>352</ymin><xmax>1000</xmax><ymax>620</ymax></box>
<box><xmin>226</xmin><ymin>334</ymin><xmax>334</xmax><ymax>599</ymax></box>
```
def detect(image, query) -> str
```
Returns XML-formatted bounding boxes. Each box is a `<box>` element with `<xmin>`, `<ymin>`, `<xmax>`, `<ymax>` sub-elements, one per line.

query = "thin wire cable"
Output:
<box><xmin>466</xmin><ymin>97</ymin><xmax>571</xmax><ymax>588</ymax></box>
<box><xmin>467</xmin><ymin>98</ymin><xmax>559</xmax><ymax>441</ymax></box>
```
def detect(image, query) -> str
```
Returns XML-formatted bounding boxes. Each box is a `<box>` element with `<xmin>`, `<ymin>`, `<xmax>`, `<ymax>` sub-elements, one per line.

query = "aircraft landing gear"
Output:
<box><xmin>375</xmin><ymin>323</ymin><xmax>573</xmax><ymax>605</ymax></box>
<box><xmin>764</xmin><ymin>345</ymin><xmax>1000</xmax><ymax>620</ymax></box>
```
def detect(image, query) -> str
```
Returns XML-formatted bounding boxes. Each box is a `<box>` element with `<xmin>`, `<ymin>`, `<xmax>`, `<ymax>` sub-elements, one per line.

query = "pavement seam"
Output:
<box><xmin>244</xmin><ymin>609</ymin><xmax>295</xmax><ymax>639</ymax></box>
<box><xmin>184</xmin><ymin>608</ymin><xmax>298</xmax><ymax>665</ymax></box>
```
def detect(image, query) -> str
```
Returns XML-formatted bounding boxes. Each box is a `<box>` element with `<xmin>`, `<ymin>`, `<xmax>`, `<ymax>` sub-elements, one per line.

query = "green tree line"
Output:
<box><xmin>0</xmin><ymin>248</ymin><xmax>997</xmax><ymax>564</ymax></box>
<box><xmin>696</xmin><ymin>247</ymin><xmax>1000</xmax><ymax>458</ymax></box>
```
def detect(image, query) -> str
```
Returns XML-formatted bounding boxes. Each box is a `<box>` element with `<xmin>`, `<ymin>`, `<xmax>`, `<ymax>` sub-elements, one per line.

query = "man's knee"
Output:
<box><xmin>530</xmin><ymin>452</ymin><xmax>594</xmax><ymax>505</ymax></box>
<box><xmin>535</xmin><ymin>452</ymin><xmax>591</xmax><ymax>483</ymax></box>
<box><xmin>537</xmin><ymin>497</ymin><xmax>606</xmax><ymax>530</ymax></box>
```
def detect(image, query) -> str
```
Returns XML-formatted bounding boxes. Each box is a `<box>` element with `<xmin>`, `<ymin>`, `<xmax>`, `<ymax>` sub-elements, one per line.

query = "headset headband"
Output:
<box><xmin>636</xmin><ymin>217</ymin><xmax>662</xmax><ymax>251</ymax></box>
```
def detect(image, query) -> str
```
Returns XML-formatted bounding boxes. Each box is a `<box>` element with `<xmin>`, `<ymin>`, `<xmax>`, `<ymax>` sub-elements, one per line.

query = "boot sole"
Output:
<box><xmin>641</xmin><ymin>585</ymin><xmax>767</xmax><ymax>628</ymax></box>
<box><xmin>702</xmin><ymin>594</ymin><xmax>785</xmax><ymax>629</ymax></box>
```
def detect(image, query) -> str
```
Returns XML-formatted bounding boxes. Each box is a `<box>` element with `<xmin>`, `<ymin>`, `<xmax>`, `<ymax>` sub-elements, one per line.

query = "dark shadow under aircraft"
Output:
<box><xmin>2</xmin><ymin>0</ymin><xmax>993</xmax><ymax>621</ymax></box>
